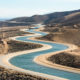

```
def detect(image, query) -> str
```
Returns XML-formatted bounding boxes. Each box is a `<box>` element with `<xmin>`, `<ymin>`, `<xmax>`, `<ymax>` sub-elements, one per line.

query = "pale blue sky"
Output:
<box><xmin>0</xmin><ymin>0</ymin><xmax>80</xmax><ymax>18</ymax></box>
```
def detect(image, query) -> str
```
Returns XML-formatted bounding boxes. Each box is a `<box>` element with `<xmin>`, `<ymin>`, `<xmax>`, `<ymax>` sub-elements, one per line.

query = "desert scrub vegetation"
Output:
<box><xmin>39</xmin><ymin>27</ymin><xmax>80</xmax><ymax>46</ymax></box>
<box><xmin>7</xmin><ymin>40</ymin><xmax>42</xmax><ymax>53</ymax></box>
<box><xmin>48</xmin><ymin>52</ymin><xmax>80</xmax><ymax>68</ymax></box>
<box><xmin>0</xmin><ymin>66</ymin><xmax>49</xmax><ymax>80</ymax></box>
<box><xmin>0</xmin><ymin>29</ymin><xmax>31</xmax><ymax>39</ymax></box>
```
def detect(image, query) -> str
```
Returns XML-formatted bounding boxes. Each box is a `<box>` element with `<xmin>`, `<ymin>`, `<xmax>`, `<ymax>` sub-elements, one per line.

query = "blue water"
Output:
<box><xmin>10</xmin><ymin>24</ymin><xmax>80</xmax><ymax>80</ymax></box>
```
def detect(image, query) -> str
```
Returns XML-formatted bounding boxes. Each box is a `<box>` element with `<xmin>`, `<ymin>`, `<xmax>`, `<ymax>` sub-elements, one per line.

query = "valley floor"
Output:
<box><xmin>0</xmin><ymin>25</ymin><xmax>80</xmax><ymax>80</ymax></box>
<box><xmin>0</xmin><ymin>26</ymin><xmax>49</xmax><ymax>80</ymax></box>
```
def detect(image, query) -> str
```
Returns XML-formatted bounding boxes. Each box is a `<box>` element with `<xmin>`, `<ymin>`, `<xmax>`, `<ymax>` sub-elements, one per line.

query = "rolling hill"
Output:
<box><xmin>0</xmin><ymin>9</ymin><xmax>80</xmax><ymax>27</ymax></box>
<box><xmin>10</xmin><ymin>9</ymin><xmax>80</xmax><ymax>27</ymax></box>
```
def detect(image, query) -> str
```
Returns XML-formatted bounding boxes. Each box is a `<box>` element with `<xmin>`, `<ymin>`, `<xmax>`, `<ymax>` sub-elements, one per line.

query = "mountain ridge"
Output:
<box><xmin>0</xmin><ymin>9</ymin><xmax>80</xmax><ymax>27</ymax></box>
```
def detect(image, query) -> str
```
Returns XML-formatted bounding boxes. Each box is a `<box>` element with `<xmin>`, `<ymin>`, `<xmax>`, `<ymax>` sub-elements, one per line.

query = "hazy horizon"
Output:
<box><xmin>0</xmin><ymin>0</ymin><xmax>80</xmax><ymax>18</ymax></box>
<box><xmin>0</xmin><ymin>9</ymin><xmax>80</xmax><ymax>19</ymax></box>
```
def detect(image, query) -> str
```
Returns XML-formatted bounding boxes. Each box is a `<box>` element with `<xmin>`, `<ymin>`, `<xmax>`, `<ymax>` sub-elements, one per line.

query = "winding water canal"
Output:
<box><xmin>10</xmin><ymin>24</ymin><xmax>80</xmax><ymax>80</ymax></box>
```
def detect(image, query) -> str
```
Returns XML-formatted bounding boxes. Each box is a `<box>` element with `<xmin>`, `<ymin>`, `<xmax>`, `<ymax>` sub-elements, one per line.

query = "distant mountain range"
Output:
<box><xmin>0</xmin><ymin>18</ymin><xmax>10</xmax><ymax>21</ymax></box>
<box><xmin>10</xmin><ymin>15</ymin><xmax>48</xmax><ymax>23</ymax></box>
<box><xmin>44</xmin><ymin>9</ymin><xmax>80</xmax><ymax>27</ymax></box>
<box><xmin>0</xmin><ymin>9</ymin><xmax>80</xmax><ymax>27</ymax></box>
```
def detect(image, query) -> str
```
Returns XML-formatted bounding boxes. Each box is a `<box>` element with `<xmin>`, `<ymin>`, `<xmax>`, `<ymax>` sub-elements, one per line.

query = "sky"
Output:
<box><xmin>0</xmin><ymin>0</ymin><xmax>80</xmax><ymax>18</ymax></box>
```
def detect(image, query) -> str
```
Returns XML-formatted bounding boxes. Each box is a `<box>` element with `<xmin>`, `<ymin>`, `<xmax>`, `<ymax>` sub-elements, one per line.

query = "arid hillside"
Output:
<box><xmin>0</xmin><ymin>9</ymin><xmax>80</xmax><ymax>27</ymax></box>
<box><xmin>39</xmin><ymin>23</ymin><xmax>80</xmax><ymax>69</ymax></box>
<box><xmin>39</xmin><ymin>27</ymin><xmax>80</xmax><ymax>46</ymax></box>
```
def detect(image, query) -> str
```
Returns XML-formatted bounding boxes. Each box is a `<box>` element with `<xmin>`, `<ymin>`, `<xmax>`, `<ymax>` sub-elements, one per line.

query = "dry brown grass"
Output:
<box><xmin>7</xmin><ymin>40</ymin><xmax>42</xmax><ymax>53</ymax></box>
<box><xmin>0</xmin><ymin>26</ymin><xmax>31</xmax><ymax>39</ymax></box>
<box><xmin>0</xmin><ymin>66</ymin><xmax>49</xmax><ymax>80</ymax></box>
<box><xmin>39</xmin><ymin>27</ymin><xmax>80</xmax><ymax>46</ymax></box>
<box><xmin>65</xmin><ymin>12</ymin><xmax>80</xmax><ymax>20</ymax></box>
<box><xmin>48</xmin><ymin>52</ymin><xmax>80</xmax><ymax>68</ymax></box>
